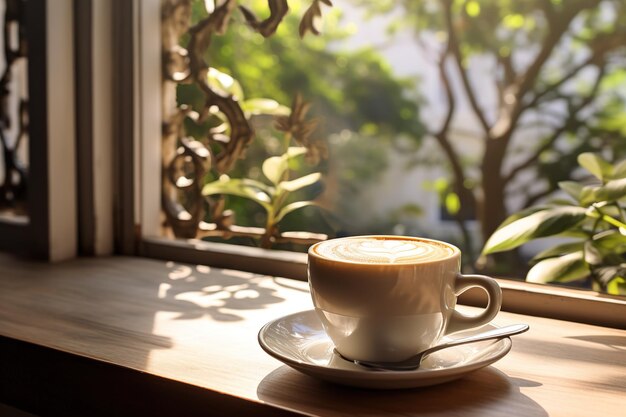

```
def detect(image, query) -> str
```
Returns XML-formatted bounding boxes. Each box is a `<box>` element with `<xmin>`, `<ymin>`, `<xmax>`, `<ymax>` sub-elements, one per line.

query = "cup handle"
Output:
<box><xmin>445</xmin><ymin>273</ymin><xmax>502</xmax><ymax>335</ymax></box>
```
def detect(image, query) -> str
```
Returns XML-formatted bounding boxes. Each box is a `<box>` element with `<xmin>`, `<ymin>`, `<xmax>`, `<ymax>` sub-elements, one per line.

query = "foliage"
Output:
<box><xmin>348</xmin><ymin>0</ymin><xmax>626</xmax><ymax>270</ymax></box>
<box><xmin>177</xmin><ymin>0</ymin><xmax>427</xmax><ymax>242</ymax></box>
<box><xmin>195</xmin><ymin>63</ymin><xmax>328</xmax><ymax>246</ymax></box>
<box><xmin>483</xmin><ymin>152</ymin><xmax>626</xmax><ymax>295</ymax></box>
<box><xmin>206</xmin><ymin>1</ymin><xmax>424</xmax><ymax>140</ymax></box>
<box><xmin>202</xmin><ymin>146</ymin><xmax>323</xmax><ymax>240</ymax></box>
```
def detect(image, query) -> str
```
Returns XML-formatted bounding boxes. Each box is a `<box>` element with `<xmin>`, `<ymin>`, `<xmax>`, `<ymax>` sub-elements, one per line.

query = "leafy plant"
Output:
<box><xmin>185</xmin><ymin>64</ymin><xmax>328</xmax><ymax>248</ymax></box>
<box><xmin>483</xmin><ymin>152</ymin><xmax>626</xmax><ymax>295</ymax></box>
<box><xmin>356</xmin><ymin>0</ymin><xmax>626</xmax><ymax>269</ymax></box>
<box><xmin>202</xmin><ymin>146</ymin><xmax>323</xmax><ymax>247</ymax></box>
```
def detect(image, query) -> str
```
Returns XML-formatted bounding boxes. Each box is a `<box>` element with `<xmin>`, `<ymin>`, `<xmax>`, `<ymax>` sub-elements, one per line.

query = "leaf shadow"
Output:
<box><xmin>159</xmin><ymin>262</ymin><xmax>286</xmax><ymax>322</ymax></box>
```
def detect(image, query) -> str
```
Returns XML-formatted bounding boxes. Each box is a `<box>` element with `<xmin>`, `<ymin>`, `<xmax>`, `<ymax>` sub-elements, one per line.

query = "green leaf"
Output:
<box><xmin>207</xmin><ymin>67</ymin><xmax>244</xmax><ymax>100</ymax></box>
<box><xmin>594</xmin><ymin>266</ymin><xmax>626</xmax><ymax>288</ymax></box>
<box><xmin>503</xmin><ymin>13</ymin><xmax>525</xmax><ymax>29</ymax></box>
<box><xmin>445</xmin><ymin>192</ymin><xmax>461</xmax><ymax>215</ymax></box>
<box><xmin>527</xmin><ymin>252</ymin><xmax>590</xmax><ymax>284</ymax></box>
<box><xmin>262</xmin><ymin>156</ymin><xmax>288</xmax><ymax>185</ymax></box>
<box><xmin>262</xmin><ymin>147</ymin><xmax>309</xmax><ymax>185</ymax></box>
<box><xmin>482</xmin><ymin>207</ymin><xmax>588</xmax><ymax>254</ymax></box>
<box><xmin>593</xmin><ymin>204</ymin><xmax>621</xmax><ymax>218</ymax></box>
<box><xmin>558</xmin><ymin>181</ymin><xmax>583</xmax><ymax>201</ymax></box>
<box><xmin>496</xmin><ymin>205</ymin><xmax>555</xmax><ymax>229</ymax></box>
<box><xmin>594</xmin><ymin>177</ymin><xmax>626</xmax><ymax>202</ymax></box>
<box><xmin>241</xmin><ymin>99</ymin><xmax>290</xmax><ymax>116</ymax></box>
<box><xmin>577</xmin><ymin>153</ymin><xmax>613</xmax><ymax>181</ymax></box>
<box><xmin>396</xmin><ymin>203</ymin><xmax>423</xmax><ymax>217</ymax></box>
<box><xmin>606</xmin><ymin>276</ymin><xmax>626</xmax><ymax>295</ymax></box>
<box><xmin>274</xmin><ymin>201</ymin><xmax>319</xmax><ymax>223</ymax></box>
<box><xmin>278</xmin><ymin>172</ymin><xmax>322</xmax><ymax>193</ymax></box>
<box><xmin>593</xmin><ymin>230</ymin><xmax>626</xmax><ymax>253</ymax></box>
<box><xmin>202</xmin><ymin>175</ymin><xmax>272</xmax><ymax>211</ymax></box>
<box><xmin>558</xmin><ymin>227</ymin><xmax>592</xmax><ymax>239</ymax></box>
<box><xmin>549</xmin><ymin>198</ymin><xmax>579</xmax><ymax>206</ymax></box>
<box><xmin>530</xmin><ymin>241</ymin><xmax>585</xmax><ymax>263</ymax></box>
<box><xmin>431</xmin><ymin>178</ymin><xmax>449</xmax><ymax>195</ymax></box>
<box><xmin>285</xmin><ymin>146</ymin><xmax>308</xmax><ymax>159</ymax></box>
<box><xmin>465</xmin><ymin>1</ymin><xmax>480</xmax><ymax>17</ymax></box>
<box><xmin>239</xmin><ymin>178</ymin><xmax>274</xmax><ymax>195</ymax></box>
<box><xmin>583</xmin><ymin>241</ymin><xmax>604</xmax><ymax>265</ymax></box>
<box><xmin>613</xmin><ymin>160</ymin><xmax>626</xmax><ymax>179</ymax></box>
<box><xmin>579</xmin><ymin>185</ymin><xmax>600</xmax><ymax>206</ymax></box>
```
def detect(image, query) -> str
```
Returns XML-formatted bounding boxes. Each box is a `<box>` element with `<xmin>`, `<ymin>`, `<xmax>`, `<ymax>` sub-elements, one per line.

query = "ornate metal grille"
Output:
<box><xmin>0</xmin><ymin>0</ymin><xmax>28</xmax><ymax>216</ymax></box>
<box><xmin>161</xmin><ymin>0</ymin><xmax>330</xmax><ymax>248</ymax></box>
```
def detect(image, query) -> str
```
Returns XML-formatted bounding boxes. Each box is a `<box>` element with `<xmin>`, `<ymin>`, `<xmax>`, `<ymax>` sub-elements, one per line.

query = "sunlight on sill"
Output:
<box><xmin>156</xmin><ymin>262</ymin><xmax>291</xmax><ymax>322</ymax></box>
<box><xmin>143</xmin><ymin>237</ymin><xmax>626</xmax><ymax>328</ymax></box>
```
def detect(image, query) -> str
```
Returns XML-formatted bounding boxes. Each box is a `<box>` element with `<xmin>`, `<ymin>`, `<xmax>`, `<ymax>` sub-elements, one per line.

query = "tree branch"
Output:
<box><xmin>515</xmin><ymin>119</ymin><xmax>561</xmax><ymax>134</ymax></box>
<box><xmin>523</xmin><ymin>186</ymin><xmax>558</xmax><ymax>208</ymax></box>
<box><xmin>523</xmin><ymin>23</ymin><xmax>625</xmax><ymax>112</ymax></box>
<box><xmin>514</xmin><ymin>2</ymin><xmax>599</xmax><ymax>101</ymax></box>
<box><xmin>433</xmin><ymin>32</ymin><xmax>467</xmax><ymax>193</ymax></box>
<box><xmin>503</xmin><ymin>120</ymin><xmax>576</xmax><ymax>186</ymax></box>
<box><xmin>442</xmin><ymin>0</ymin><xmax>491</xmax><ymax>135</ymax></box>
<box><xmin>504</xmin><ymin>63</ymin><xmax>607</xmax><ymax>185</ymax></box>
<box><xmin>430</xmin><ymin>30</ymin><xmax>476</xmax><ymax>258</ymax></box>
<box><xmin>436</xmin><ymin>52</ymin><xmax>455</xmax><ymax>137</ymax></box>
<box><xmin>496</xmin><ymin>54</ymin><xmax>516</xmax><ymax>106</ymax></box>
<box><xmin>493</xmin><ymin>0</ymin><xmax>601</xmax><ymax>139</ymax></box>
<box><xmin>505</xmin><ymin>169</ymin><xmax>555</xmax><ymax>207</ymax></box>
<box><xmin>539</xmin><ymin>0</ymin><xmax>557</xmax><ymax>23</ymax></box>
<box><xmin>522</xmin><ymin>55</ymin><xmax>596</xmax><ymax>111</ymax></box>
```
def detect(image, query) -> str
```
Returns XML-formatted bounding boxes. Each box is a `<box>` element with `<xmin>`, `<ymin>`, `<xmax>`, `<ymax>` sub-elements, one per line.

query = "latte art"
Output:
<box><xmin>313</xmin><ymin>237</ymin><xmax>455</xmax><ymax>264</ymax></box>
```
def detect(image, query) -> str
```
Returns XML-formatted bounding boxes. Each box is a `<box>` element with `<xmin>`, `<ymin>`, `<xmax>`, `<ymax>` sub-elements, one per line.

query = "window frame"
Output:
<box><xmin>121</xmin><ymin>0</ymin><xmax>626</xmax><ymax>329</ymax></box>
<box><xmin>0</xmin><ymin>0</ymin><xmax>77</xmax><ymax>261</ymax></box>
<box><xmin>0</xmin><ymin>0</ymin><xmax>49</xmax><ymax>256</ymax></box>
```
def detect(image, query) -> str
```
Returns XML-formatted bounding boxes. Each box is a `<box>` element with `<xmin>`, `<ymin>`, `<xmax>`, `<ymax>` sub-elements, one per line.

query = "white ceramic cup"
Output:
<box><xmin>308</xmin><ymin>235</ymin><xmax>502</xmax><ymax>362</ymax></box>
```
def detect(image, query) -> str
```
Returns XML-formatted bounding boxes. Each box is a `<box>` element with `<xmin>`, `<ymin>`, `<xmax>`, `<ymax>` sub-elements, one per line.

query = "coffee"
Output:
<box><xmin>312</xmin><ymin>236</ymin><xmax>455</xmax><ymax>264</ymax></box>
<box><xmin>308</xmin><ymin>235</ymin><xmax>502</xmax><ymax>362</ymax></box>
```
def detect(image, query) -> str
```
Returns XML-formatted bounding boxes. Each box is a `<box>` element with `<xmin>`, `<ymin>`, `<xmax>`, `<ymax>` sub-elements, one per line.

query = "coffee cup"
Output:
<box><xmin>307</xmin><ymin>235</ymin><xmax>502</xmax><ymax>363</ymax></box>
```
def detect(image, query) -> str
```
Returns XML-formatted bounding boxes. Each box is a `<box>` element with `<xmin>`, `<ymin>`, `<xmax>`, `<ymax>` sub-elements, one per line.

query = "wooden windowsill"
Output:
<box><xmin>141</xmin><ymin>237</ymin><xmax>626</xmax><ymax>329</ymax></box>
<box><xmin>0</xmin><ymin>253</ymin><xmax>624</xmax><ymax>416</ymax></box>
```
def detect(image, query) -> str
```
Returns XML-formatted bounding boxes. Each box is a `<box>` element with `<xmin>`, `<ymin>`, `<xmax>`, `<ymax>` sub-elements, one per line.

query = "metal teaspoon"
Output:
<box><xmin>340</xmin><ymin>323</ymin><xmax>529</xmax><ymax>371</ymax></box>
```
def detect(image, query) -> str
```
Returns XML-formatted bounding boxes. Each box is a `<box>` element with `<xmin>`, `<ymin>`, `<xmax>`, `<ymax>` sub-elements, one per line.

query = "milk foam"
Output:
<box><xmin>313</xmin><ymin>237</ymin><xmax>455</xmax><ymax>264</ymax></box>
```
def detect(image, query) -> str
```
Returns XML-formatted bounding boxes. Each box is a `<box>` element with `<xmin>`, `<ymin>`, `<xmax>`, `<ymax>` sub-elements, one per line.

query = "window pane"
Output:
<box><xmin>158</xmin><ymin>0</ymin><xmax>626</xmax><ymax>296</ymax></box>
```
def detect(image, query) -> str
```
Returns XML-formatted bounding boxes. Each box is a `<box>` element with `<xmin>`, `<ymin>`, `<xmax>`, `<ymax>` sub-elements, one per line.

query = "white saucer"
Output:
<box><xmin>258</xmin><ymin>310</ymin><xmax>512</xmax><ymax>389</ymax></box>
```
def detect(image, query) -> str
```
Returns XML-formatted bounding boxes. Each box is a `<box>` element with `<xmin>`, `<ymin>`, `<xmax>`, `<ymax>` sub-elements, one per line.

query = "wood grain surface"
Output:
<box><xmin>0</xmin><ymin>254</ymin><xmax>624</xmax><ymax>416</ymax></box>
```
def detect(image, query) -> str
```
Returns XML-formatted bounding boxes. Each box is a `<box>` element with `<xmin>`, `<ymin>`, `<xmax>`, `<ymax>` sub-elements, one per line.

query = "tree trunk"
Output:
<box><xmin>479</xmin><ymin>163</ymin><xmax>506</xmax><ymax>245</ymax></box>
<box><xmin>477</xmin><ymin>138</ymin><xmax>525</xmax><ymax>276</ymax></box>
<box><xmin>454</xmin><ymin>184</ymin><xmax>477</xmax><ymax>263</ymax></box>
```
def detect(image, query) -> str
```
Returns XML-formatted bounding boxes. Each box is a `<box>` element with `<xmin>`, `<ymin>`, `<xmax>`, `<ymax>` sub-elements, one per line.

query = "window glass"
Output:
<box><xmin>160</xmin><ymin>0</ymin><xmax>626</xmax><ymax>296</ymax></box>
